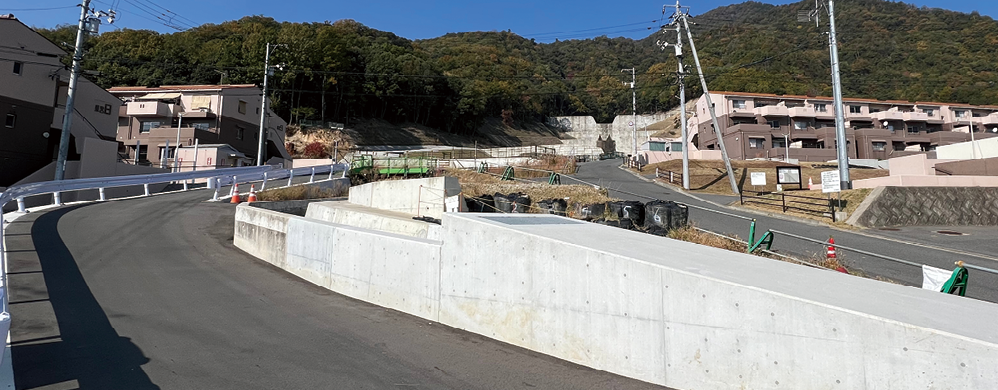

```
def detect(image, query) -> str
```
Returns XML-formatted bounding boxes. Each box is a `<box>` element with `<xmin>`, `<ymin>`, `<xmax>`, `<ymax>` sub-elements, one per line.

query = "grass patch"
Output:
<box><xmin>642</xmin><ymin>159</ymin><xmax>888</xmax><ymax>195</ymax></box>
<box><xmin>256</xmin><ymin>185</ymin><xmax>346</xmax><ymax>201</ymax></box>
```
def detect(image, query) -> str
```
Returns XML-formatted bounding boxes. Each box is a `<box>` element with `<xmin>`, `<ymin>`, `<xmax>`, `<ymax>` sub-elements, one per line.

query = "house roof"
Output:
<box><xmin>109</xmin><ymin>84</ymin><xmax>258</xmax><ymax>93</ymax></box>
<box><xmin>712</xmin><ymin>91</ymin><xmax>995</xmax><ymax>108</ymax></box>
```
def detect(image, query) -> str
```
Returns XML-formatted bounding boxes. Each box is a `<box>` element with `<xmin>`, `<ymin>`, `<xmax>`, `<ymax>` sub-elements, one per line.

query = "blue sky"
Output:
<box><xmin>4</xmin><ymin>0</ymin><xmax>996</xmax><ymax>42</ymax></box>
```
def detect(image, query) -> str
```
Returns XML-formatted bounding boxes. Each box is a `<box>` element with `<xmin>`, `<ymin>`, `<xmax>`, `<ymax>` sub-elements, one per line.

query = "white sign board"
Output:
<box><xmin>750</xmin><ymin>172</ymin><xmax>766</xmax><ymax>186</ymax></box>
<box><xmin>821</xmin><ymin>170</ymin><xmax>841</xmax><ymax>193</ymax></box>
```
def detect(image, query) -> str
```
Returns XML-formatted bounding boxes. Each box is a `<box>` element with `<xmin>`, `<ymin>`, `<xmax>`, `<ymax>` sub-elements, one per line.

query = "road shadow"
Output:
<box><xmin>10</xmin><ymin>206</ymin><xmax>159</xmax><ymax>390</ymax></box>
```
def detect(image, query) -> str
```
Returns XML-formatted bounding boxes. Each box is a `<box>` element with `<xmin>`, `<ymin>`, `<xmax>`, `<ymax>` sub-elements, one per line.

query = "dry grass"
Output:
<box><xmin>256</xmin><ymin>185</ymin><xmax>346</xmax><ymax>201</ymax></box>
<box><xmin>642</xmin><ymin>159</ymin><xmax>888</xmax><ymax>195</ymax></box>
<box><xmin>446</xmin><ymin>168</ymin><xmax>615</xmax><ymax>214</ymax></box>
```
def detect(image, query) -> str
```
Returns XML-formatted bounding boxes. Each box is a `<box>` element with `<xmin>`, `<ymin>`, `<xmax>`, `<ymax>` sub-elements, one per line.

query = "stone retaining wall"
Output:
<box><xmin>848</xmin><ymin>186</ymin><xmax>998</xmax><ymax>227</ymax></box>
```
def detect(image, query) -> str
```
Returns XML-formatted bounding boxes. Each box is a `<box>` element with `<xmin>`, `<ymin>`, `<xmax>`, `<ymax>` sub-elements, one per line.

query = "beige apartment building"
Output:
<box><xmin>692</xmin><ymin>91</ymin><xmax>998</xmax><ymax>161</ymax></box>
<box><xmin>110</xmin><ymin>84</ymin><xmax>292</xmax><ymax>168</ymax></box>
<box><xmin>0</xmin><ymin>14</ymin><xmax>123</xmax><ymax>186</ymax></box>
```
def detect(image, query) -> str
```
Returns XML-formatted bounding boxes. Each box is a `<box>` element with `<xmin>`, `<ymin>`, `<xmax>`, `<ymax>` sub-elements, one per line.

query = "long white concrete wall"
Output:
<box><xmin>347</xmin><ymin>176</ymin><xmax>460</xmax><ymax>219</ymax></box>
<box><xmin>305</xmin><ymin>201</ymin><xmax>442</xmax><ymax>240</ymax></box>
<box><xmin>235</xmin><ymin>207</ymin><xmax>998</xmax><ymax>390</ymax></box>
<box><xmin>548</xmin><ymin>114</ymin><xmax>668</xmax><ymax>155</ymax></box>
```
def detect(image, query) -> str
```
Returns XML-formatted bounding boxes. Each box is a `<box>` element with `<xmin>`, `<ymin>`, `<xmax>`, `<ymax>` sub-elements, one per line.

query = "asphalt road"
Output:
<box><xmin>570</xmin><ymin>159</ymin><xmax>998</xmax><ymax>303</ymax></box>
<box><xmin>5</xmin><ymin>188</ymin><xmax>668</xmax><ymax>390</ymax></box>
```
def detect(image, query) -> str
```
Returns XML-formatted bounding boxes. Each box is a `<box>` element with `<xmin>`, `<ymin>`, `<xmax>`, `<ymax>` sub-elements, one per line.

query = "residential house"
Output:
<box><xmin>110</xmin><ymin>84</ymin><xmax>292</xmax><ymax>168</ymax></box>
<box><xmin>0</xmin><ymin>14</ymin><xmax>123</xmax><ymax>187</ymax></box>
<box><xmin>691</xmin><ymin>92</ymin><xmax>998</xmax><ymax>162</ymax></box>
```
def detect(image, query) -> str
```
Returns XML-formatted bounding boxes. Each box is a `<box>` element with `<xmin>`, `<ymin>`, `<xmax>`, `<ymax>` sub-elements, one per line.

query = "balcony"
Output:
<box><xmin>126</xmin><ymin>101</ymin><xmax>173</xmax><ymax>117</ymax></box>
<box><xmin>902</xmin><ymin>112</ymin><xmax>930</xmax><ymax>122</ymax></box>
<box><xmin>754</xmin><ymin>105</ymin><xmax>789</xmax><ymax>117</ymax></box>
<box><xmin>983</xmin><ymin>114</ymin><xmax>998</xmax><ymax>126</ymax></box>
<box><xmin>788</xmin><ymin>107</ymin><xmax>816</xmax><ymax>117</ymax></box>
<box><xmin>729</xmin><ymin>107</ymin><xmax>756</xmax><ymax>117</ymax></box>
<box><xmin>871</xmin><ymin>110</ymin><xmax>904</xmax><ymax>121</ymax></box>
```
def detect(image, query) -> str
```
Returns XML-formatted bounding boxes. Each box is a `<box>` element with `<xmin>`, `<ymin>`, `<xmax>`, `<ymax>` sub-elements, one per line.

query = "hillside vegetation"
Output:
<box><xmin>36</xmin><ymin>0</ymin><xmax>998</xmax><ymax>139</ymax></box>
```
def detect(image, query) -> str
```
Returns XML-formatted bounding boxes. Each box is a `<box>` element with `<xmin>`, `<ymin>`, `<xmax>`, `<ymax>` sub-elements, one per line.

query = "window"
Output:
<box><xmin>140</xmin><ymin>121</ymin><xmax>160</xmax><ymax>133</ymax></box>
<box><xmin>893</xmin><ymin>142</ymin><xmax>906</xmax><ymax>151</ymax></box>
<box><xmin>236</xmin><ymin>126</ymin><xmax>245</xmax><ymax>140</ymax></box>
<box><xmin>954</xmin><ymin>110</ymin><xmax>966</xmax><ymax>118</ymax></box>
<box><xmin>238</xmin><ymin>100</ymin><xmax>247</xmax><ymax>115</ymax></box>
<box><xmin>649</xmin><ymin>142</ymin><xmax>666</xmax><ymax>152</ymax></box>
<box><xmin>922</xmin><ymin>108</ymin><xmax>934</xmax><ymax>117</ymax></box>
<box><xmin>794</xmin><ymin>121</ymin><xmax>809</xmax><ymax>130</ymax></box>
<box><xmin>849</xmin><ymin>105</ymin><xmax>862</xmax><ymax>114</ymax></box>
<box><xmin>12</xmin><ymin>61</ymin><xmax>23</xmax><ymax>75</ymax></box>
<box><xmin>193</xmin><ymin>122</ymin><xmax>210</xmax><ymax>130</ymax></box>
<box><xmin>907</xmin><ymin>126</ymin><xmax>919</xmax><ymax>134</ymax></box>
<box><xmin>732</xmin><ymin>100</ymin><xmax>746</xmax><ymax>109</ymax></box>
<box><xmin>872</xmin><ymin>142</ymin><xmax>886</xmax><ymax>151</ymax></box>
<box><xmin>869</xmin><ymin>108</ymin><xmax>881</xmax><ymax>113</ymax></box>
<box><xmin>748</xmin><ymin>138</ymin><xmax>765</xmax><ymax>149</ymax></box>
<box><xmin>670</xmin><ymin>142</ymin><xmax>684</xmax><ymax>152</ymax></box>
<box><xmin>814</xmin><ymin>104</ymin><xmax>827</xmax><ymax>112</ymax></box>
<box><xmin>768</xmin><ymin>120</ymin><xmax>781</xmax><ymax>129</ymax></box>
<box><xmin>772</xmin><ymin>138</ymin><xmax>786</xmax><ymax>148</ymax></box>
<box><xmin>4</xmin><ymin>113</ymin><xmax>15</xmax><ymax>128</ymax></box>
<box><xmin>137</xmin><ymin>145</ymin><xmax>148</xmax><ymax>161</ymax></box>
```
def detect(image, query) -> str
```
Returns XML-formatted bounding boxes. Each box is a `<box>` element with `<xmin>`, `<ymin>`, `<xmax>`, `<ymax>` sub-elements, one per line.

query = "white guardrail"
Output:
<box><xmin>0</xmin><ymin>163</ymin><xmax>349</xmax><ymax>366</ymax></box>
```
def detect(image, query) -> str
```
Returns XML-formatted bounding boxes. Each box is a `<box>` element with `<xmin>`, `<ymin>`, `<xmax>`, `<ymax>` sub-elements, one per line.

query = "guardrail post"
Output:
<box><xmin>328</xmin><ymin>165</ymin><xmax>334</xmax><ymax>180</ymax></box>
<box><xmin>670</xmin><ymin>171</ymin><xmax>674</xmax><ymax>183</ymax></box>
<box><xmin>143</xmin><ymin>184</ymin><xmax>150</xmax><ymax>197</ymax></box>
<box><xmin>782</xmin><ymin>193</ymin><xmax>787</xmax><ymax>212</ymax></box>
<box><xmin>182</xmin><ymin>180</ymin><xmax>188</xmax><ymax>191</ymax></box>
<box><xmin>287</xmin><ymin>171</ymin><xmax>294</xmax><ymax>187</ymax></box>
<box><xmin>99</xmin><ymin>187</ymin><xmax>106</xmax><ymax>201</ymax></box>
<box><xmin>655</xmin><ymin>167</ymin><xmax>659</xmax><ymax>178</ymax></box>
<box><xmin>261</xmin><ymin>172</ymin><xmax>268</xmax><ymax>191</ymax></box>
<box><xmin>53</xmin><ymin>192</ymin><xmax>61</xmax><ymax>206</ymax></box>
<box><xmin>229</xmin><ymin>176</ymin><xmax>237</xmax><ymax>197</ymax></box>
<box><xmin>16</xmin><ymin>197</ymin><xmax>26</xmax><ymax>213</ymax></box>
<box><xmin>310</xmin><ymin>167</ymin><xmax>315</xmax><ymax>183</ymax></box>
<box><xmin>212</xmin><ymin>178</ymin><xmax>220</xmax><ymax>201</ymax></box>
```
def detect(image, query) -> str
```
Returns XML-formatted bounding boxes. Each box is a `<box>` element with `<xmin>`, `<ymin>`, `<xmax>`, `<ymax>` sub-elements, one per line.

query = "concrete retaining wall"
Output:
<box><xmin>305</xmin><ymin>201</ymin><xmax>442</xmax><ymax>239</ymax></box>
<box><xmin>234</xmin><ymin>204</ymin><xmax>442</xmax><ymax>318</ymax></box>
<box><xmin>848</xmin><ymin>186</ymin><xmax>998</xmax><ymax>227</ymax></box>
<box><xmin>347</xmin><ymin>176</ymin><xmax>460</xmax><ymax>219</ymax></box>
<box><xmin>234</xmin><ymin>208</ymin><xmax>998</xmax><ymax>390</ymax></box>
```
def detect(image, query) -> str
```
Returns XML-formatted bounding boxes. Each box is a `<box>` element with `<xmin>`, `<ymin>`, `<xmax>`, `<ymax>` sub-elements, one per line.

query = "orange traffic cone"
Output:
<box><xmin>230</xmin><ymin>183</ymin><xmax>241</xmax><ymax>204</ymax></box>
<box><xmin>826</xmin><ymin>236</ymin><xmax>837</xmax><ymax>259</ymax></box>
<box><xmin>247</xmin><ymin>184</ymin><xmax>258</xmax><ymax>203</ymax></box>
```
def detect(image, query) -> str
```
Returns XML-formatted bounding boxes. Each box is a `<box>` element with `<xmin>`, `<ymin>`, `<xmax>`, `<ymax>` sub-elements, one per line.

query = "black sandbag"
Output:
<box><xmin>467</xmin><ymin>194</ymin><xmax>496</xmax><ymax>213</ymax></box>
<box><xmin>493</xmin><ymin>192</ymin><xmax>515</xmax><ymax>213</ymax></box>
<box><xmin>618</xmin><ymin>218</ymin><xmax>635</xmax><ymax>230</ymax></box>
<box><xmin>612</xmin><ymin>200</ymin><xmax>644</xmax><ymax>226</ymax></box>
<box><xmin>510</xmin><ymin>193</ymin><xmax>531</xmax><ymax>213</ymax></box>
<box><xmin>537</xmin><ymin>198</ymin><xmax>568</xmax><ymax>216</ymax></box>
<box><xmin>643</xmin><ymin>200</ymin><xmax>689</xmax><ymax>235</ymax></box>
<box><xmin>575</xmin><ymin>202</ymin><xmax>607</xmax><ymax>220</ymax></box>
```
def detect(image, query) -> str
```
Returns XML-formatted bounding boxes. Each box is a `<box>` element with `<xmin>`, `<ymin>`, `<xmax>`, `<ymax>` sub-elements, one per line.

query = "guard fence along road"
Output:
<box><xmin>0</xmin><ymin>163</ymin><xmax>348</xmax><ymax>325</ymax></box>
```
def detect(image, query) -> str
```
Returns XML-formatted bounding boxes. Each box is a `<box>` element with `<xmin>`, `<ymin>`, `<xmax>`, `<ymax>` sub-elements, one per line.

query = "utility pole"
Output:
<box><xmin>827</xmin><ymin>0</ymin><xmax>851</xmax><ymax>189</ymax></box>
<box><xmin>678</xmin><ymin>7</ymin><xmax>739</xmax><ymax>194</ymax></box>
<box><xmin>660</xmin><ymin>1</ymin><xmax>691</xmax><ymax>189</ymax></box>
<box><xmin>55</xmin><ymin>0</ymin><xmax>91</xmax><ymax>180</ymax></box>
<box><xmin>257</xmin><ymin>43</ymin><xmax>273</xmax><ymax>166</ymax></box>
<box><xmin>622</xmin><ymin>68</ymin><xmax>637</xmax><ymax>160</ymax></box>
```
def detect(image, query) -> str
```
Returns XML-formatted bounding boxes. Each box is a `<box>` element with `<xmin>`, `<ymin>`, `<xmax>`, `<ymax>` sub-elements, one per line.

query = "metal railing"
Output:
<box><xmin>0</xmin><ymin>163</ymin><xmax>348</xmax><ymax>316</ymax></box>
<box><xmin>739</xmin><ymin>190</ymin><xmax>837</xmax><ymax>222</ymax></box>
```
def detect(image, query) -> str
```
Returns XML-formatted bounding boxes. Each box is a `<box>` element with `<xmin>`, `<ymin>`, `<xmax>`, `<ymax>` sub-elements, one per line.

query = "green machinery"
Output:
<box><xmin>350</xmin><ymin>155</ymin><xmax>439</xmax><ymax>176</ymax></box>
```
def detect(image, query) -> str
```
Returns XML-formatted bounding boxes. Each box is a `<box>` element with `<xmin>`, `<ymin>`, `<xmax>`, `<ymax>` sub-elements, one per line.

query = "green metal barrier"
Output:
<box><xmin>747</xmin><ymin>219</ymin><xmax>774</xmax><ymax>253</ymax></box>
<box><xmin>501</xmin><ymin>166</ymin><xmax>515</xmax><ymax>181</ymax></box>
<box><xmin>478</xmin><ymin>162</ymin><xmax>488</xmax><ymax>173</ymax></box>
<box><xmin>548</xmin><ymin>173</ymin><xmax>561</xmax><ymax>185</ymax></box>
<box><xmin>941</xmin><ymin>263</ymin><xmax>969</xmax><ymax>296</ymax></box>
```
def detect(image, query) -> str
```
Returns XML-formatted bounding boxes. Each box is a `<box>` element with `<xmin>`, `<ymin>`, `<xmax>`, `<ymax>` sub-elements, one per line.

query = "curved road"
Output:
<box><xmin>571</xmin><ymin>159</ymin><xmax>998</xmax><ymax>303</ymax></box>
<box><xmin>6</xmin><ymin>189</ymin><xmax>668</xmax><ymax>390</ymax></box>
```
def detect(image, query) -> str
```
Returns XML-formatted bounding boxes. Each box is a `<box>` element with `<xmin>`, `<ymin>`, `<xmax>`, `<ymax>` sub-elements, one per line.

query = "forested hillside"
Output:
<box><xmin>35</xmin><ymin>0</ymin><xmax>998</xmax><ymax>135</ymax></box>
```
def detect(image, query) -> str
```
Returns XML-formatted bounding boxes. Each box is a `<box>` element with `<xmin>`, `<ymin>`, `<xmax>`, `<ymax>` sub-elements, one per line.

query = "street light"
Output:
<box><xmin>174</xmin><ymin>112</ymin><xmax>185</xmax><ymax>172</ymax></box>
